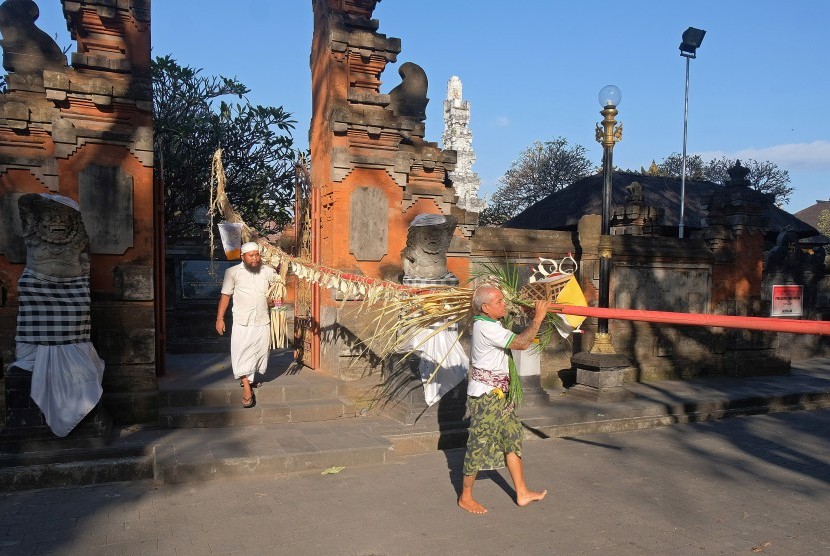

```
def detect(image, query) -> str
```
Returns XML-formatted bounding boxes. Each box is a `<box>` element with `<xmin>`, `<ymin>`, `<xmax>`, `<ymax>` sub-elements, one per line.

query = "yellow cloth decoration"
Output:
<box><xmin>555</xmin><ymin>275</ymin><xmax>588</xmax><ymax>330</ymax></box>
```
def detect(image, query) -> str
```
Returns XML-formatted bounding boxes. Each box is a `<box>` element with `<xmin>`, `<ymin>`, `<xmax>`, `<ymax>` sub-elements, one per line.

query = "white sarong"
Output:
<box><xmin>13</xmin><ymin>342</ymin><xmax>105</xmax><ymax>437</ymax></box>
<box><xmin>230</xmin><ymin>322</ymin><xmax>271</xmax><ymax>381</ymax></box>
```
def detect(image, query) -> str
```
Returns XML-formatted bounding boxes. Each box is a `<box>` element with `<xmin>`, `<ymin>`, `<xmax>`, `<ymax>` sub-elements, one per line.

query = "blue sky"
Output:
<box><xmin>35</xmin><ymin>1</ymin><xmax>829</xmax><ymax>213</ymax></box>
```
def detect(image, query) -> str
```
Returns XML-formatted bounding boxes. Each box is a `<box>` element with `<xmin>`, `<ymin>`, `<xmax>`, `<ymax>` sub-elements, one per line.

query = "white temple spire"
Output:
<box><xmin>442</xmin><ymin>76</ymin><xmax>486</xmax><ymax>213</ymax></box>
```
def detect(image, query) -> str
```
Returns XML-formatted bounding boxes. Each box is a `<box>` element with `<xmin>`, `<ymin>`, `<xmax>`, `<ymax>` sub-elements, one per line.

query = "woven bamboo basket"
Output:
<box><xmin>517</xmin><ymin>273</ymin><xmax>573</xmax><ymax>302</ymax></box>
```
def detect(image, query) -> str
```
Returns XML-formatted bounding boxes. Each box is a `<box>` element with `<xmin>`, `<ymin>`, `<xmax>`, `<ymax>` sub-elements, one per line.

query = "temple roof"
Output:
<box><xmin>503</xmin><ymin>171</ymin><xmax>818</xmax><ymax>238</ymax></box>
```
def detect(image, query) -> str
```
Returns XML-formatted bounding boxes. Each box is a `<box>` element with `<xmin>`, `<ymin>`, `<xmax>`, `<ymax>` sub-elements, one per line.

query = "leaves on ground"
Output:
<box><xmin>321</xmin><ymin>466</ymin><xmax>346</xmax><ymax>475</ymax></box>
<box><xmin>751</xmin><ymin>541</ymin><xmax>773</xmax><ymax>553</ymax></box>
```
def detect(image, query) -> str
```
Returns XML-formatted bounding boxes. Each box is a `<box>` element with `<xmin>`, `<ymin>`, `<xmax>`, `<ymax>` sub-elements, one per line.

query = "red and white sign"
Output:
<box><xmin>771</xmin><ymin>285</ymin><xmax>803</xmax><ymax>317</ymax></box>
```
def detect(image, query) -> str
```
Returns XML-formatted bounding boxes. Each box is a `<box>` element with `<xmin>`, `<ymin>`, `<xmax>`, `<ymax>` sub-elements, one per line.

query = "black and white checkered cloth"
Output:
<box><xmin>15</xmin><ymin>269</ymin><xmax>92</xmax><ymax>345</ymax></box>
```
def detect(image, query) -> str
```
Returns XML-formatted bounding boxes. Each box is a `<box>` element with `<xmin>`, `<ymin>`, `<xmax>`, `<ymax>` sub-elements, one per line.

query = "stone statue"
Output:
<box><xmin>0</xmin><ymin>0</ymin><xmax>67</xmax><ymax>74</ymax></box>
<box><xmin>401</xmin><ymin>214</ymin><xmax>458</xmax><ymax>279</ymax></box>
<box><xmin>388</xmin><ymin>62</ymin><xmax>429</xmax><ymax>122</ymax></box>
<box><xmin>625</xmin><ymin>181</ymin><xmax>644</xmax><ymax>203</ymax></box>
<box><xmin>18</xmin><ymin>193</ymin><xmax>89</xmax><ymax>277</ymax></box>
<box><xmin>12</xmin><ymin>193</ymin><xmax>105</xmax><ymax>437</ymax></box>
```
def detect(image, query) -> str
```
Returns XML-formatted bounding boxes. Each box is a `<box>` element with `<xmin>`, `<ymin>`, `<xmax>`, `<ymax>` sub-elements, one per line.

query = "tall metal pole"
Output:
<box><xmin>679</xmin><ymin>55</ymin><xmax>691</xmax><ymax>239</ymax></box>
<box><xmin>593</xmin><ymin>102</ymin><xmax>621</xmax><ymax>353</ymax></box>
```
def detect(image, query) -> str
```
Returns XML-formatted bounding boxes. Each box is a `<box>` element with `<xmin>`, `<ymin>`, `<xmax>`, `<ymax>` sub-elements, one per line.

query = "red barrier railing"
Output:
<box><xmin>549</xmin><ymin>304</ymin><xmax>830</xmax><ymax>336</ymax></box>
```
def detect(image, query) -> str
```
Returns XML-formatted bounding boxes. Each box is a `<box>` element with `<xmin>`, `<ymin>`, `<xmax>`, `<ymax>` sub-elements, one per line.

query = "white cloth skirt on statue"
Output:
<box><xmin>404</xmin><ymin>328</ymin><xmax>469</xmax><ymax>406</ymax></box>
<box><xmin>13</xmin><ymin>342</ymin><xmax>105</xmax><ymax>438</ymax></box>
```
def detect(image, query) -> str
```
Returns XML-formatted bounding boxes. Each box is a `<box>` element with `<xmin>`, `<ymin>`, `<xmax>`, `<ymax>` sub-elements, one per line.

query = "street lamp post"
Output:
<box><xmin>570</xmin><ymin>86</ymin><xmax>632</xmax><ymax>403</ymax></box>
<box><xmin>592</xmin><ymin>85</ymin><xmax>623</xmax><ymax>353</ymax></box>
<box><xmin>678</xmin><ymin>26</ymin><xmax>706</xmax><ymax>239</ymax></box>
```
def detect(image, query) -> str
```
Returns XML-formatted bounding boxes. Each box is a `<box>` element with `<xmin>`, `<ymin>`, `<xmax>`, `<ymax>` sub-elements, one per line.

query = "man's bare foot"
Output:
<box><xmin>458</xmin><ymin>496</ymin><xmax>488</xmax><ymax>514</ymax></box>
<box><xmin>516</xmin><ymin>489</ymin><xmax>547</xmax><ymax>507</ymax></box>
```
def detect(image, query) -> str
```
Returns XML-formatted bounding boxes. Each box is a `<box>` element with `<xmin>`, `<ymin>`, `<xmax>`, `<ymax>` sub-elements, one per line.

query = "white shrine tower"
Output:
<box><xmin>442</xmin><ymin>76</ymin><xmax>486</xmax><ymax>212</ymax></box>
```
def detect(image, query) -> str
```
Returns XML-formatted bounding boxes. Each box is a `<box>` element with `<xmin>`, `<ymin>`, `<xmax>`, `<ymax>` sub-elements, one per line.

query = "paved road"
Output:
<box><xmin>2</xmin><ymin>409</ymin><xmax>830</xmax><ymax>555</ymax></box>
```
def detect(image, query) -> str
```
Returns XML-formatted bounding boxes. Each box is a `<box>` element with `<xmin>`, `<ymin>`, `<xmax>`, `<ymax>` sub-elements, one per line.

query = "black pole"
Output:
<box><xmin>599</xmin><ymin>143</ymin><xmax>613</xmax><ymax>336</ymax></box>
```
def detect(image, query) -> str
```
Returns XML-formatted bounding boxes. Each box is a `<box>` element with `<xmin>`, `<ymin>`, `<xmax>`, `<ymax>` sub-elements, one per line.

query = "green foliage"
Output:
<box><xmin>153</xmin><ymin>55</ymin><xmax>298</xmax><ymax>238</ymax></box>
<box><xmin>818</xmin><ymin>209</ymin><xmax>830</xmax><ymax>237</ymax></box>
<box><xmin>653</xmin><ymin>153</ymin><xmax>794</xmax><ymax>207</ymax></box>
<box><xmin>480</xmin><ymin>138</ymin><xmax>595</xmax><ymax>226</ymax></box>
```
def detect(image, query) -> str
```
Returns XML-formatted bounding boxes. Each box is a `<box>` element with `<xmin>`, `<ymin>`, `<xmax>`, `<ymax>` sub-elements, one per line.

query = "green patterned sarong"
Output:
<box><xmin>462</xmin><ymin>391</ymin><xmax>523</xmax><ymax>476</ymax></box>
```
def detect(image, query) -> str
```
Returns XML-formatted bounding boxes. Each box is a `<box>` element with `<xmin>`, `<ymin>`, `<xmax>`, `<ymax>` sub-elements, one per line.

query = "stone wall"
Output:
<box><xmin>0</xmin><ymin>0</ymin><xmax>157</xmax><ymax>425</ymax></box>
<box><xmin>470</xmin><ymin>212</ymin><xmax>806</xmax><ymax>387</ymax></box>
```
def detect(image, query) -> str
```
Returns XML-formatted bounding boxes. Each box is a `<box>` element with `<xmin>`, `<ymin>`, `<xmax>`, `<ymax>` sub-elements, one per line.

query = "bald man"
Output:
<box><xmin>458</xmin><ymin>286</ymin><xmax>549</xmax><ymax>514</ymax></box>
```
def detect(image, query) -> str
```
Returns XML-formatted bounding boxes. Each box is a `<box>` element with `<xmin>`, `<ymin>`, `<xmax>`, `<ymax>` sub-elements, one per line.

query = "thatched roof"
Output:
<box><xmin>504</xmin><ymin>171</ymin><xmax>818</xmax><ymax>238</ymax></box>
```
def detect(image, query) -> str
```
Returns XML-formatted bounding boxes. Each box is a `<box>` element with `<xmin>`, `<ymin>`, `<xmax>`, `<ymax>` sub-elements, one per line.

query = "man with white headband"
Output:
<box><xmin>216</xmin><ymin>241</ymin><xmax>276</xmax><ymax>407</ymax></box>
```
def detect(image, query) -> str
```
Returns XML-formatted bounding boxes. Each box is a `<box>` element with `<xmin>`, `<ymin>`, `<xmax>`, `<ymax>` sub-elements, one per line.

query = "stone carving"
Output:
<box><xmin>0</xmin><ymin>0</ymin><xmax>67</xmax><ymax>74</ymax></box>
<box><xmin>18</xmin><ymin>193</ymin><xmax>89</xmax><ymax>277</ymax></box>
<box><xmin>726</xmin><ymin>160</ymin><xmax>751</xmax><ymax>188</ymax></box>
<box><xmin>349</xmin><ymin>187</ymin><xmax>389</xmax><ymax>261</ymax></box>
<box><xmin>401</xmin><ymin>214</ymin><xmax>458</xmax><ymax>279</ymax></box>
<box><xmin>624</xmin><ymin>181</ymin><xmax>644</xmax><ymax>203</ymax></box>
<box><xmin>442</xmin><ymin>76</ymin><xmax>485</xmax><ymax>213</ymax></box>
<box><xmin>766</xmin><ymin>228</ymin><xmax>801</xmax><ymax>275</ymax></box>
<box><xmin>611</xmin><ymin>181</ymin><xmax>663</xmax><ymax>236</ymax></box>
<box><xmin>79</xmin><ymin>165</ymin><xmax>135</xmax><ymax>255</ymax></box>
<box><xmin>13</xmin><ymin>193</ymin><xmax>105</xmax><ymax>437</ymax></box>
<box><xmin>388</xmin><ymin>62</ymin><xmax>428</xmax><ymax>122</ymax></box>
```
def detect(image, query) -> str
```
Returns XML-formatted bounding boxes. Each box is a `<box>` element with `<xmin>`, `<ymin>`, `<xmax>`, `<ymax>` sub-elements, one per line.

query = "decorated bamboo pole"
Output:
<box><xmin>547</xmin><ymin>304</ymin><xmax>830</xmax><ymax>336</ymax></box>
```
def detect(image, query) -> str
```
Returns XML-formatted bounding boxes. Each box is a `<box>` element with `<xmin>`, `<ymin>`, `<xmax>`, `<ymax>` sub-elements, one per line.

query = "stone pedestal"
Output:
<box><xmin>512</xmin><ymin>347</ymin><xmax>549</xmax><ymax>406</ymax></box>
<box><xmin>4</xmin><ymin>366</ymin><xmax>112</xmax><ymax>440</ymax></box>
<box><xmin>402</xmin><ymin>273</ymin><xmax>459</xmax><ymax>288</ymax></box>
<box><xmin>385</xmin><ymin>273</ymin><xmax>465</xmax><ymax>424</ymax></box>
<box><xmin>569</xmin><ymin>351</ymin><xmax>634</xmax><ymax>402</ymax></box>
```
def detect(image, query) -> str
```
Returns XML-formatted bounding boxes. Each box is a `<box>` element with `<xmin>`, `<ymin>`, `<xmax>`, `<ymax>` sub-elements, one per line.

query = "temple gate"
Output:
<box><xmin>308</xmin><ymin>0</ymin><xmax>478</xmax><ymax>377</ymax></box>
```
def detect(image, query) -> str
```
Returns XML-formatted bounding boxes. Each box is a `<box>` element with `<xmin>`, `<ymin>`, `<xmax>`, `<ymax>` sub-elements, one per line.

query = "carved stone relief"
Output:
<box><xmin>349</xmin><ymin>187</ymin><xmax>388</xmax><ymax>261</ymax></box>
<box><xmin>79</xmin><ymin>165</ymin><xmax>134</xmax><ymax>255</ymax></box>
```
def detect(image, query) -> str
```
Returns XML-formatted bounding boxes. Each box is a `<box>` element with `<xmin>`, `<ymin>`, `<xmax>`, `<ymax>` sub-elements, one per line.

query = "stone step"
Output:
<box><xmin>158</xmin><ymin>398</ymin><xmax>357</xmax><ymax>428</ymax></box>
<box><xmin>0</xmin><ymin>436</ymin><xmax>155</xmax><ymax>493</ymax></box>
<box><xmin>158</xmin><ymin>373</ymin><xmax>341</xmax><ymax>409</ymax></box>
<box><xmin>0</xmin><ymin>456</ymin><xmax>155</xmax><ymax>492</ymax></box>
<box><xmin>159</xmin><ymin>380</ymin><xmax>340</xmax><ymax>408</ymax></box>
<box><xmin>152</xmin><ymin>419</ymin><xmax>399</xmax><ymax>484</ymax></box>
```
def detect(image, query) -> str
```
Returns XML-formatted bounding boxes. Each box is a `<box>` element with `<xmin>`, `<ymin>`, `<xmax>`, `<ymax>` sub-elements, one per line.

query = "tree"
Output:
<box><xmin>653</xmin><ymin>153</ymin><xmax>794</xmax><ymax>207</ymax></box>
<box><xmin>153</xmin><ymin>55</ymin><xmax>297</xmax><ymax>239</ymax></box>
<box><xmin>818</xmin><ymin>209</ymin><xmax>830</xmax><ymax>237</ymax></box>
<box><xmin>656</xmin><ymin>153</ymin><xmax>706</xmax><ymax>180</ymax></box>
<box><xmin>479</xmin><ymin>138</ymin><xmax>594</xmax><ymax>226</ymax></box>
<box><xmin>702</xmin><ymin>157</ymin><xmax>793</xmax><ymax>206</ymax></box>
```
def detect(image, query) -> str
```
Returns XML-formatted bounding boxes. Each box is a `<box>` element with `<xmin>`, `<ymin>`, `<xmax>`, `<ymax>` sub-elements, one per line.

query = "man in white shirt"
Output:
<box><xmin>458</xmin><ymin>286</ymin><xmax>549</xmax><ymax>514</ymax></box>
<box><xmin>216</xmin><ymin>242</ymin><xmax>276</xmax><ymax>408</ymax></box>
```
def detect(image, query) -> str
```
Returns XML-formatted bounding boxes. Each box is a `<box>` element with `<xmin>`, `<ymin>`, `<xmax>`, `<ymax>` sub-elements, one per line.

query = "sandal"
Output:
<box><xmin>242</xmin><ymin>393</ymin><xmax>256</xmax><ymax>408</ymax></box>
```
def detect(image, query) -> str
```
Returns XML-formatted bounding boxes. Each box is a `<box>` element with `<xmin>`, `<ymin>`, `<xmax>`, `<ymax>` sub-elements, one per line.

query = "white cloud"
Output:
<box><xmin>695</xmin><ymin>140</ymin><xmax>830</xmax><ymax>172</ymax></box>
<box><xmin>492</xmin><ymin>116</ymin><xmax>511</xmax><ymax>128</ymax></box>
